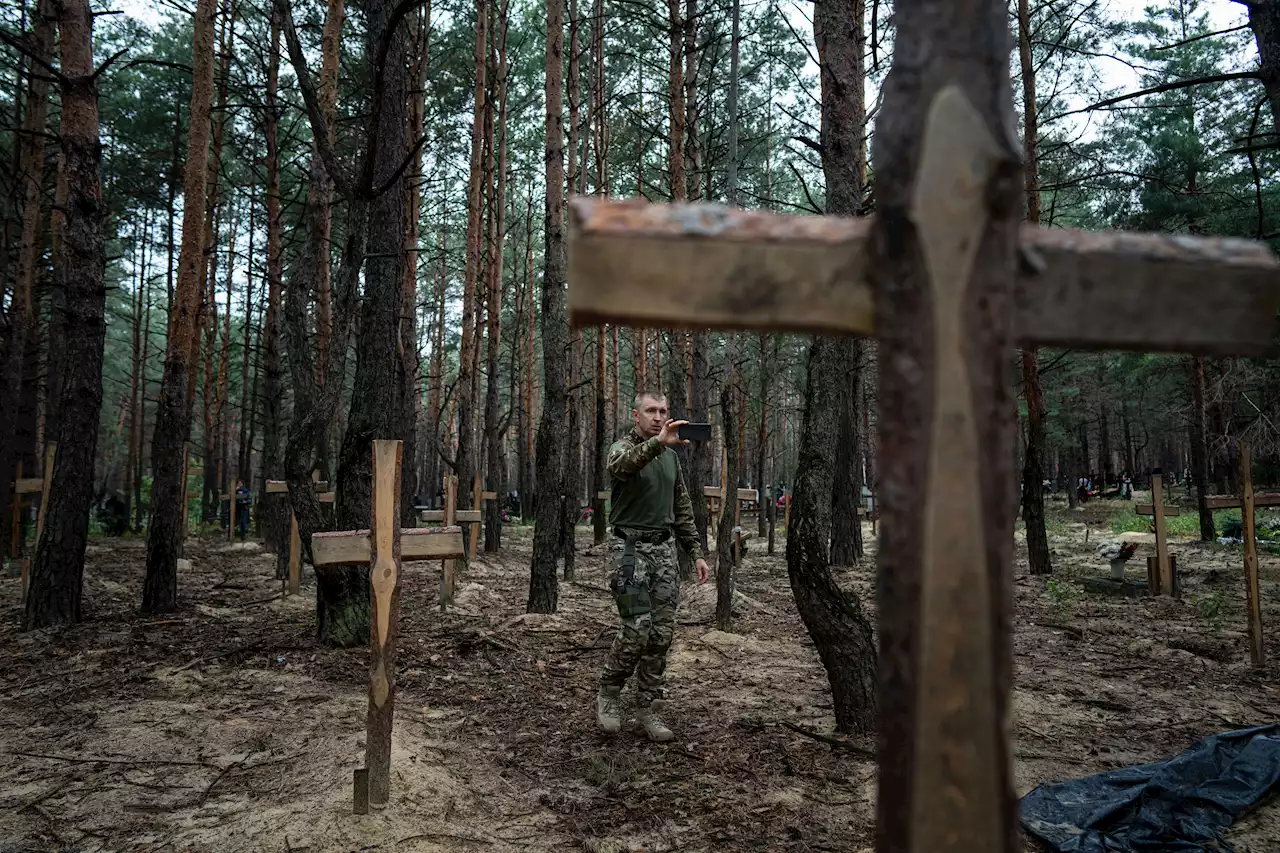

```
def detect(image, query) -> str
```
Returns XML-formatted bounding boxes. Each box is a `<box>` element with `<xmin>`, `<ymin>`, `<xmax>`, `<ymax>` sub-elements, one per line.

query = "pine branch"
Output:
<box><xmin>1080</xmin><ymin>71</ymin><xmax>1261</xmax><ymax>114</ymax></box>
<box><xmin>273</xmin><ymin>0</ymin><xmax>355</xmax><ymax>197</ymax></box>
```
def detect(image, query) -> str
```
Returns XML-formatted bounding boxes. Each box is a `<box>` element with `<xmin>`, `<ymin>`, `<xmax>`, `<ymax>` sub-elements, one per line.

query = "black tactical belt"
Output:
<box><xmin>613</xmin><ymin>527</ymin><xmax>670</xmax><ymax>545</ymax></box>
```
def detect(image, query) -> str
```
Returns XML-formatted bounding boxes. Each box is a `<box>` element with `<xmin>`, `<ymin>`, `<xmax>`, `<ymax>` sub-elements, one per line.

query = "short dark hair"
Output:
<box><xmin>633</xmin><ymin>390</ymin><xmax>667</xmax><ymax>409</ymax></box>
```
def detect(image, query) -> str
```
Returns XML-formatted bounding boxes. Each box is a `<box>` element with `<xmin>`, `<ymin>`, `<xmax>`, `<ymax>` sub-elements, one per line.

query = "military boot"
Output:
<box><xmin>636</xmin><ymin>700</ymin><xmax>675</xmax><ymax>742</ymax></box>
<box><xmin>596</xmin><ymin>687</ymin><xmax>622</xmax><ymax>734</ymax></box>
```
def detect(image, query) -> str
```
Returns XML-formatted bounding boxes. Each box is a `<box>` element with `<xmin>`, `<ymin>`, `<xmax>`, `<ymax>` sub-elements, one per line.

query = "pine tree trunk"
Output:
<box><xmin>788</xmin><ymin>334</ymin><xmax>877</xmax><ymax>734</ymax></box>
<box><xmin>829</xmin><ymin>338</ymin><xmax>863</xmax><ymax>566</ymax></box>
<box><xmin>0</xmin><ymin>0</ymin><xmax>54</xmax><ymax>559</ymax></box>
<box><xmin>1017</xmin><ymin>0</ymin><xmax>1050</xmax><ymax>574</ymax></box>
<box><xmin>453</xmin><ymin>0</ymin><xmax>489</xmax><ymax>554</ymax></box>
<box><xmin>715</xmin><ymin>374</ymin><xmax>740</xmax><ymax>631</ymax></box>
<box><xmin>1188</xmin><ymin>356</ymin><xmax>1215</xmax><ymax>541</ymax></box>
<box><xmin>311</xmin><ymin>0</ymin><xmax>348</xmax><ymax>485</ymax></box>
<box><xmin>528</xmin><ymin>0</ymin><xmax>566</xmax><ymax>613</ymax></box>
<box><xmin>424</xmin><ymin>213</ymin><xmax>446</xmax><ymax>507</ymax></box>
<box><xmin>1246</xmin><ymin>1</ymin><xmax>1280</xmax><ymax>136</ymax></box>
<box><xmin>143</xmin><ymin>0</ymin><xmax>218</xmax><ymax>613</ymax></box>
<box><xmin>483</xmin><ymin>4</ymin><xmax>508</xmax><ymax>552</ymax></box>
<box><xmin>398</xmin><ymin>3</ymin><xmax>428</xmax><ymax>527</ymax></box>
<box><xmin>259</xmin><ymin>6</ymin><xmax>286</xmax><ymax>554</ymax></box>
<box><xmin>779</xmin><ymin>0</ymin><xmax>877</xmax><ymax>733</ymax></box>
<box><xmin>124</xmin><ymin>218</ymin><xmax>144</xmax><ymax>524</ymax></box>
<box><xmin>24</xmin><ymin>0</ymin><xmax>104</xmax><ymax>628</ymax></box>
<box><xmin>136</xmin><ymin>234</ymin><xmax>153</xmax><ymax>531</ymax></box>
<box><xmin>817</xmin><ymin>0</ymin><xmax>867</xmax><ymax>568</ymax></box>
<box><xmin>330</xmin><ymin>0</ymin><xmax>410</xmax><ymax>643</ymax></box>
<box><xmin>237</xmin><ymin>196</ymin><xmax>256</xmax><ymax>483</ymax></box>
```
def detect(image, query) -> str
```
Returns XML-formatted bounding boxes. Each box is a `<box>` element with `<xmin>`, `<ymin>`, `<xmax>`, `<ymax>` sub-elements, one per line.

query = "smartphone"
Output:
<box><xmin>677</xmin><ymin>422</ymin><xmax>712</xmax><ymax>442</ymax></box>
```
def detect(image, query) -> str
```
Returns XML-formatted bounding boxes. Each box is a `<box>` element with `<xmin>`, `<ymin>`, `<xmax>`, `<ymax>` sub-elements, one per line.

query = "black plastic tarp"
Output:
<box><xmin>1020</xmin><ymin>724</ymin><xmax>1280</xmax><ymax>852</ymax></box>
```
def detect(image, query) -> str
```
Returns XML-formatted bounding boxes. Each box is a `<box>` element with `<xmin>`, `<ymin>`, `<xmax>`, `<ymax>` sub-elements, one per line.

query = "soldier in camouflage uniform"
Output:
<box><xmin>598</xmin><ymin>391</ymin><xmax>709</xmax><ymax>742</ymax></box>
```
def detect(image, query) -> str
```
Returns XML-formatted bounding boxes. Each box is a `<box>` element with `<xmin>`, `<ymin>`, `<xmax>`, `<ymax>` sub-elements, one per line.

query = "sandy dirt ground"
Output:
<box><xmin>2</xmin><ymin>495</ymin><xmax>1279</xmax><ymax>853</ymax></box>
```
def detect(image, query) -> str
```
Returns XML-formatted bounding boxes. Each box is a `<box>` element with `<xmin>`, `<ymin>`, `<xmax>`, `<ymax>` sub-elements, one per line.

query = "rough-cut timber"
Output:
<box><xmin>869</xmin><ymin>0</ymin><xmax>1025</xmax><ymax>848</ymax></box>
<box><xmin>364</xmin><ymin>440</ymin><xmax>400</xmax><ymax>807</ymax></box>
<box><xmin>143</xmin><ymin>0</ymin><xmax>218</xmax><ymax>613</ymax></box>
<box><xmin>567</xmin><ymin>199</ymin><xmax>1279</xmax><ymax>354</ymax></box>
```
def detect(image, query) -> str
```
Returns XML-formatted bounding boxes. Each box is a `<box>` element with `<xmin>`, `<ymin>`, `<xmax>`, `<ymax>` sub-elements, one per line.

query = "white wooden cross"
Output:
<box><xmin>564</xmin><ymin>3</ymin><xmax>1279</xmax><ymax>846</ymax></box>
<box><xmin>309</xmin><ymin>440</ymin><xmax>465</xmax><ymax>810</ymax></box>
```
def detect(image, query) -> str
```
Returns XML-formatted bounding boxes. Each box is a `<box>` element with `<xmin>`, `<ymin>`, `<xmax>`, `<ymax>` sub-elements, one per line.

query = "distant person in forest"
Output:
<box><xmin>234</xmin><ymin>479</ymin><xmax>251</xmax><ymax>540</ymax></box>
<box><xmin>597</xmin><ymin>390</ymin><xmax>710</xmax><ymax>742</ymax></box>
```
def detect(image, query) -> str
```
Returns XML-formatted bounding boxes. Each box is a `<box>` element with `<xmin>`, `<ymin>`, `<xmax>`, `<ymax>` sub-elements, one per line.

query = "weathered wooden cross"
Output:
<box><xmin>418</xmin><ymin>473</ymin><xmax>485</xmax><ymax>608</ymax></box>
<box><xmin>13</xmin><ymin>443</ymin><xmax>55</xmax><ymax>603</ymax></box>
<box><xmin>309</xmin><ymin>440</ymin><xmax>465</xmax><ymax>810</ymax></box>
<box><xmin>265</xmin><ymin>478</ymin><xmax>334</xmax><ymax>595</ymax></box>
<box><xmin>1204</xmin><ymin>441</ymin><xmax>1274</xmax><ymax>666</ymax></box>
<box><xmin>565</xmin><ymin>6</ymin><xmax>1278</xmax><ymax>845</ymax></box>
<box><xmin>705</xmin><ymin>485</ymin><xmax>759</xmax><ymax>566</ymax></box>
<box><xmin>1134</xmin><ymin>468</ymin><xmax>1181</xmax><ymax>596</ymax></box>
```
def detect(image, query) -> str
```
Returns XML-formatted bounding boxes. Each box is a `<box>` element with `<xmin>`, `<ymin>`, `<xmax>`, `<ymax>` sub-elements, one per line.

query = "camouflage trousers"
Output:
<box><xmin>599</xmin><ymin>536</ymin><xmax>680</xmax><ymax>706</ymax></box>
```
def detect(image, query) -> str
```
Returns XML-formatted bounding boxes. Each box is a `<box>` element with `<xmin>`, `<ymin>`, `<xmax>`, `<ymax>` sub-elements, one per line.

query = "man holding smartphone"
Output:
<box><xmin>598</xmin><ymin>390</ymin><xmax>710</xmax><ymax>742</ymax></box>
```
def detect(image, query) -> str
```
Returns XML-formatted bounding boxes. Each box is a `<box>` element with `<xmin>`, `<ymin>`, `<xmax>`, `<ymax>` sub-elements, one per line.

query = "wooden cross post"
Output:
<box><xmin>17</xmin><ymin>443</ymin><xmax>55</xmax><ymax>604</ymax></box>
<box><xmin>1204</xmin><ymin>442</ymin><xmax>1275</xmax><ymax>666</ymax></box>
<box><xmin>310</xmin><ymin>441</ymin><xmax>465</xmax><ymax>809</ymax></box>
<box><xmin>1135</xmin><ymin>469</ymin><xmax>1181</xmax><ymax>596</ymax></box>
<box><xmin>566</xmin><ymin>23</ymin><xmax>1278</xmax><ymax>847</ymax></box>
<box><xmin>468</xmin><ymin>472</ymin><xmax>497</xmax><ymax>561</ymax></box>
<box><xmin>179</xmin><ymin>448</ymin><xmax>192</xmax><ymax>553</ymax></box>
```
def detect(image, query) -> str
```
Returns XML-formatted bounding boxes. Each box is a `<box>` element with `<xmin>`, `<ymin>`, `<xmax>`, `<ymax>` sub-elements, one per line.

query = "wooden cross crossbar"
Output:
<box><xmin>420</xmin><ymin>509</ymin><xmax>482</xmax><ymax>524</ymax></box>
<box><xmin>566</xmin><ymin>75</ymin><xmax>1280</xmax><ymax>850</ymax></box>
<box><xmin>703</xmin><ymin>486</ymin><xmax>759</xmax><ymax>502</ymax></box>
<box><xmin>310</xmin><ymin>441</ymin><xmax>466</xmax><ymax>811</ymax></box>
<box><xmin>14</xmin><ymin>478</ymin><xmax>44</xmax><ymax>495</ymax></box>
<box><xmin>568</xmin><ymin>199</ymin><xmax>1278</xmax><ymax>355</ymax></box>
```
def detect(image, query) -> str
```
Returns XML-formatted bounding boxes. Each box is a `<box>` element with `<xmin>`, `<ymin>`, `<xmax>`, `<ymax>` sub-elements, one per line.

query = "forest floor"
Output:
<box><xmin>3</xmin><ymin>492</ymin><xmax>1280</xmax><ymax>853</ymax></box>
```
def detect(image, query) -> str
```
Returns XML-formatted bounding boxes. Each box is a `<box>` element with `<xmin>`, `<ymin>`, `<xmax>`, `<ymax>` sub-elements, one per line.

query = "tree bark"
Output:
<box><xmin>528</xmin><ymin>0</ymin><xmax>566</xmax><ymax>613</ymax></box>
<box><xmin>1017</xmin><ymin>0</ymin><xmax>1050</xmax><ymax>575</ymax></box>
<box><xmin>143</xmin><ymin>0</ymin><xmax>218</xmax><ymax>613</ymax></box>
<box><xmin>1246</xmin><ymin>0</ymin><xmax>1280</xmax><ymax>137</ymax></box>
<box><xmin>715</xmin><ymin>375</ymin><xmax>740</xmax><ymax>631</ymax></box>
<box><xmin>1188</xmin><ymin>356</ymin><xmax>1215</xmax><ymax>541</ymax></box>
<box><xmin>332</xmin><ymin>0</ymin><xmax>410</xmax><ymax>641</ymax></box>
<box><xmin>787</xmin><ymin>335</ymin><xmax>877</xmax><ymax>734</ymax></box>
<box><xmin>817</xmin><ymin>0</ymin><xmax>867</xmax><ymax>565</ymax></box>
<box><xmin>0</xmin><ymin>0</ymin><xmax>54</xmax><ymax>558</ymax></box>
<box><xmin>455</xmin><ymin>0</ymin><xmax>489</xmax><ymax>553</ymax></box>
<box><xmin>23</xmin><ymin>0</ymin><xmax>104</xmax><ymax>628</ymax></box>
<box><xmin>483</xmin><ymin>2</ymin><xmax>509</xmax><ymax>552</ymax></box>
<box><xmin>259</xmin><ymin>5</ymin><xmax>286</xmax><ymax>554</ymax></box>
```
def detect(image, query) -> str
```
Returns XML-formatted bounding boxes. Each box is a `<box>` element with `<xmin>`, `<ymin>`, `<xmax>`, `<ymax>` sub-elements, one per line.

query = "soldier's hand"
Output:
<box><xmin>657</xmin><ymin>420</ymin><xmax>689</xmax><ymax>448</ymax></box>
<box><xmin>695</xmin><ymin>559</ymin><xmax>709</xmax><ymax>584</ymax></box>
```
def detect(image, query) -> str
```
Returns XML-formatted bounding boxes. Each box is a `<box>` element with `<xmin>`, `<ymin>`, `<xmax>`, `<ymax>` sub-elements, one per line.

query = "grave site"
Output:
<box><xmin>6</xmin><ymin>0</ymin><xmax>1280</xmax><ymax>850</ymax></box>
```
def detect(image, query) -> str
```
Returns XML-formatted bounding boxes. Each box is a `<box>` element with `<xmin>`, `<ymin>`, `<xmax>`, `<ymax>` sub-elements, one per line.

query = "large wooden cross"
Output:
<box><xmin>309</xmin><ymin>440</ymin><xmax>465</xmax><ymax>810</ymax></box>
<box><xmin>565</xmin><ymin>9</ymin><xmax>1278</xmax><ymax>849</ymax></box>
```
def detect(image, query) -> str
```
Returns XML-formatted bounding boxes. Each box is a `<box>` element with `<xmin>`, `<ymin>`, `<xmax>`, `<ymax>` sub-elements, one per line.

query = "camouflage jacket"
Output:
<box><xmin>606</xmin><ymin>428</ymin><xmax>704</xmax><ymax>562</ymax></box>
